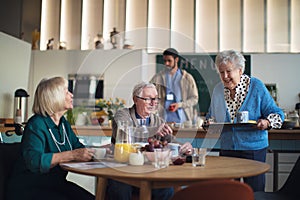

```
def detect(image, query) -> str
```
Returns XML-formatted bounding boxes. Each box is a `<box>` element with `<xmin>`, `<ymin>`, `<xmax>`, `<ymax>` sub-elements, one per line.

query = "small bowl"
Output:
<box><xmin>143</xmin><ymin>149</ymin><xmax>171</xmax><ymax>163</ymax></box>
<box><xmin>143</xmin><ymin>151</ymin><xmax>155</xmax><ymax>162</ymax></box>
<box><xmin>171</xmin><ymin>156</ymin><xmax>185</xmax><ymax>165</ymax></box>
<box><xmin>281</xmin><ymin>119</ymin><xmax>296</xmax><ymax>129</ymax></box>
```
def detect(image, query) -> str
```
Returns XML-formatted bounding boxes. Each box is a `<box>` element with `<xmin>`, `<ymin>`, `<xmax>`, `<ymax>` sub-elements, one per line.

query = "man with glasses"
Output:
<box><xmin>111</xmin><ymin>82</ymin><xmax>174</xmax><ymax>145</ymax></box>
<box><xmin>150</xmin><ymin>48</ymin><xmax>198</xmax><ymax>124</ymax></box>
<box><xmin>108</xmin><ymin>82</ymin><xmax>192</xmax><ymax>200</ymax></box>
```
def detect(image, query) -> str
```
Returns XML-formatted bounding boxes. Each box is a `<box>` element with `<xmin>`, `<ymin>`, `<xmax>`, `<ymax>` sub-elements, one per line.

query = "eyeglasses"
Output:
<box><xmin>136</xmin><ymin>96</ymin><xmax>160</xmax><ymax>103</ymax></box>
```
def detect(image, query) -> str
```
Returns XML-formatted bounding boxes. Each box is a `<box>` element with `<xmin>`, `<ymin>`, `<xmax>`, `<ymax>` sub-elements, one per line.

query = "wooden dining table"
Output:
<box><xmin>61</xmin><ymin>156</ymin><xmax>270</xmax><ymax>200</ymax></box>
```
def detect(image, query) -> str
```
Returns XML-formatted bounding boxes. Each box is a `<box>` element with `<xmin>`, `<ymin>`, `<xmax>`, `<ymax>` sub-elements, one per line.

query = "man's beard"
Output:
<box><xmin>166</xmin><ymin>63</ymin><xmax>176</xmax><ymax>71</ymax></box>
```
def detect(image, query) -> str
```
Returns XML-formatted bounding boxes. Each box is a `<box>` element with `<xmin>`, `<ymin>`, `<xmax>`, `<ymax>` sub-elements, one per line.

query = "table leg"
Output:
<box><xmin>139</xmin><ymin>181</ymin><xmax>151</xmax><ymax>200</ymax></box>
<box><xmin>95</xmin><ymin>177</ymin><xmax>107</xmax><ymax>200</ymax></box>
<box><xmin>273</xmin><ymin>151</ymin><xmax>278</xmax><ymax>192</ymax></box>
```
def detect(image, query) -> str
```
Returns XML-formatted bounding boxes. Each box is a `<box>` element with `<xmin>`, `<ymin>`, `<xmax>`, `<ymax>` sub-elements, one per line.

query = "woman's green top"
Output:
<box><xmin>8</xmin><ymin>114</ymin><xmax>85</xmax><ymax>190</ymax></box>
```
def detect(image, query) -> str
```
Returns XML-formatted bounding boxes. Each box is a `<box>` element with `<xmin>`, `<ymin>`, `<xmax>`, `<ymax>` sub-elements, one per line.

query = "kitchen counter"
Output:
<box><xmin>2</xmin><ymin>125</ymin><xmax>300</xmax><ymax>140</ymax></box>
<box><xmin>71</xmin><ymin>126</ymin><xmax>300</xmax><ymax>140</ymax></box>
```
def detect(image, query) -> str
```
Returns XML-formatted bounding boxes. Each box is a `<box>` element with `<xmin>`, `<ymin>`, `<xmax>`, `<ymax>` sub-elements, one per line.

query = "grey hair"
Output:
<box><xmin>132</xmin><ymin>82</ymin><xmax>156</xmax><ymax>97</ymax></box>
<box><xmin>215</xmin><ymin>50</ymin><xmax>246</xmax><ymax>73</ymax></box>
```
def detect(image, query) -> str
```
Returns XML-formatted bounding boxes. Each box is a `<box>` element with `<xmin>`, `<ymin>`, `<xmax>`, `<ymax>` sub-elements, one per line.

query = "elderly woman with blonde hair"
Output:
<box><xmin>7</xmin><ymin>76</ymin><xmax>95</xmax><ymax>200</ymax></box>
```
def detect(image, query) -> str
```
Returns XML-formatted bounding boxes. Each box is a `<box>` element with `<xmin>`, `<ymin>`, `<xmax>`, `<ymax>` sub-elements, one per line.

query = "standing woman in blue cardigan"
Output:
<box><xmin>206</xmin><ymin>50</ymin><xmax>284</xmax><ymax>192</ymax></box>
<box><xmin>7</xmin><ymin>77</ymin><xmax>95</xmax><ymax>200</ymax></box>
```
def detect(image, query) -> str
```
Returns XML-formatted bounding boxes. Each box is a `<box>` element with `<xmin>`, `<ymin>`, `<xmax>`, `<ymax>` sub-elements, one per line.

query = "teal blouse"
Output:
<box><xmin>8</xmin><ymin>114</ymin><xmax>85</xmax><ymax>190</ymax></box>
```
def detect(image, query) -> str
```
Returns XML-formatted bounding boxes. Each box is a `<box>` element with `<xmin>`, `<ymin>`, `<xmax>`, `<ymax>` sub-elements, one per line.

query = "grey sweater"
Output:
<box><xmin>111</xmin><ymin>105</ymin><xmax>170</xmax><ymax>144</ymax></box>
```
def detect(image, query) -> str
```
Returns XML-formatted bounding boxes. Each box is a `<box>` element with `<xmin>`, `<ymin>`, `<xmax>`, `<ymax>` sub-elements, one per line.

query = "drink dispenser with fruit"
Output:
<box><xmin>114</xmin><ymin>120</ymin><xmax>135</xmax><ymax>163</ymax></box>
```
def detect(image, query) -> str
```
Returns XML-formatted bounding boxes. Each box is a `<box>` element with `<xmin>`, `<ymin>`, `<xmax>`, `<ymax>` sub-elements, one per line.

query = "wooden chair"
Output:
<box><xmin>171</xmin><ymin>179</ymin><xmax>254</xmax><ymax>200</ymax></box>
<box><xmin>254</xmin><ymin>156</ymin><xmax>300</xmax><ymax>200</ymax></box>
<box><xmin>0</xmin><ymin>143</ymin><xmax>21</xmax><ymax>200</ymax></box>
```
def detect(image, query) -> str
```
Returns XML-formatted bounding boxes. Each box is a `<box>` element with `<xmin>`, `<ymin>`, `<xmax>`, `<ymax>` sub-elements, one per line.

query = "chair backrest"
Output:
<box><xmin>0</xmin><ymin>143</ymin><xmax>21</xmax><ymax>200</ymax></box>
<box><xmin>171</xmin><ymin>179</ymin><xmax>254</xmax><ymax>200</ymax></box>
<box><xmin>280</xmin><ymin>155</ymin><xmax>300</xmax><ymax>197</ymax></box>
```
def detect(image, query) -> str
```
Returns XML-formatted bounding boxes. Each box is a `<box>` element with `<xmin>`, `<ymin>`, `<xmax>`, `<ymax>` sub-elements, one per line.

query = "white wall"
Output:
<box><xmin>28</xmin><ymin>49</ymin><xmax>151</xmax><ymax>116</ymax></box>
<box><xmin>0</xmin><ymin>32</ymin><xmax>31</xmax><ymax>119</ymax></box>
<box><xmin>2</xmin><ymin>48</ymin><xmax>300</xmax><ymax>118</ymax></box>
<box><xmin>252</xmin><ymin>54</ymin><xmax>300</xmax><ymax>112</ymax></box>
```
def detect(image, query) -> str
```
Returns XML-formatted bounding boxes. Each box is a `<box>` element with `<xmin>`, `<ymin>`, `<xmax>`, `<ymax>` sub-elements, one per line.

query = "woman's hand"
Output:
<box><xmin>51</xmin><ymin>148</ymin><xmax>95</xmax><ymax>168</ymax></box>
<box><xmin>71</xmin><ymin>148</ymin><xmax>95</xmax><ymax>162</ymax></box>
<box><xmin>257</xmin><ymin>119</ymin><xmax>270</xmax><ymax>130</ymax></box>
<box><xmin>179</xmin><ymin>142</ymin><xmax>193</xmax><ymax>155</ymax></box>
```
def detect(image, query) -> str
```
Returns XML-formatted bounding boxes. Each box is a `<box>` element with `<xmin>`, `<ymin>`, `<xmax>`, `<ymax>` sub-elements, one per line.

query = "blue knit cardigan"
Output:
<box><xmin>207</xmin><ymin>77</ymin><xmax>284</xmax><ymax>150</ymax></box>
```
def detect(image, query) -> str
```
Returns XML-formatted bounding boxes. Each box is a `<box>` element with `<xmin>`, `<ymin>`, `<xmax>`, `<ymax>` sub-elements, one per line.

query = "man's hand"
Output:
<box><xmin>156</xmin><ymin>123</ymin><xmax>173</xmax><ymax>137</ymax></box>
<box><xmin>169</xmin><ymin>103</ymin><xmax>179</xmax><ymax>112</ymax></box>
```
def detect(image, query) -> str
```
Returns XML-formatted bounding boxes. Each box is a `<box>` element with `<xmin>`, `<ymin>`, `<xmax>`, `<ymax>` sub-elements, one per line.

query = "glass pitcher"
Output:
<box><xmin>114</xmin><ymin>120</ymin><xmax>135</xmax><ymax>162</ymax></box>
<box><xmin>133</xmin><ymin>125</ymin><xmax>149</xmax><ymax>144</ymax></box>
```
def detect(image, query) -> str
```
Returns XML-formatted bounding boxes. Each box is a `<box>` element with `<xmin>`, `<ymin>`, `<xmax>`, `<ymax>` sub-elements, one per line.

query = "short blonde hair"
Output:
<box><xmin>32</xmin><ymin>76</ymin><xmax>68</xmax><ymax>116</ymax></box>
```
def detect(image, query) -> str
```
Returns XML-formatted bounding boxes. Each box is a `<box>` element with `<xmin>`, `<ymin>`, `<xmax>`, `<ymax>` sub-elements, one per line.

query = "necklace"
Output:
<box><xmin>49</xmin><ymin>124</ymin><xmax>72</xmax><ymax>152</ymax></box>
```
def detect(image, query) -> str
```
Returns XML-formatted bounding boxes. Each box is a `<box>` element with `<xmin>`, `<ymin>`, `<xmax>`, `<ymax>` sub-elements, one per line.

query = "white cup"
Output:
<box><xmin>129</xmin><ymin>152</ymin><xmax>144</xmax><ymax>165</ymax></box>
<box><xmin>93</xmin><ymin>148</ymin><xmax>106</xmax><ymax>159</ymax></box>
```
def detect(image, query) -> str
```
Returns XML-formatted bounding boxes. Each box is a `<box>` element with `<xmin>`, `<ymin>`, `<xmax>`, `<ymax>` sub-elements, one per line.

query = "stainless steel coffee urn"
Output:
<box><xmin>13</xmin><ymin>89</ymin><xmax>29</xmax><ymax>124</ymax></box>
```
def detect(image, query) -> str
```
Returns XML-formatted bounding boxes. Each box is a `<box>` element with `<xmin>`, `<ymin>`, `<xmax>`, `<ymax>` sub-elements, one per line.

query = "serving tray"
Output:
<box><xmin>203</xmin><ymin>121</ymin><xmax>257</xmax><ymax>129</ymax></box>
